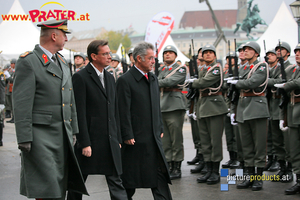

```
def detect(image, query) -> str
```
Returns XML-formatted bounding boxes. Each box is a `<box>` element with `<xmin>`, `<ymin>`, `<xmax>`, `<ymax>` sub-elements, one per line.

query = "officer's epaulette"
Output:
<box><xmin>20</xmin><ymin>51</ymin><xmax>32</xmax><ymax>58</ymax></box>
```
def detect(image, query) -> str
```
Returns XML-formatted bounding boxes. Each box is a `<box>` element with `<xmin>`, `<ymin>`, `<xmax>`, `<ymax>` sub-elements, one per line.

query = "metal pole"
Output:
<box><xmin>298</xmin><ymin>19</ymin><xmax>300</xmax><ymax>43</ymax></box>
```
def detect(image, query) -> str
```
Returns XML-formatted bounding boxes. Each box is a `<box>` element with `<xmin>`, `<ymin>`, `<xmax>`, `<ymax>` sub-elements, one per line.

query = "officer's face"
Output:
<box><xmin>276</xmin><ymin>47</ymin><xmax>290</xmax><ymax>59</ymax></box>
<box><xmin>55</xmin><ymin>30</ymin><xmax>68</xmax><ymax>51</ymax></box>
<box><xmin>295</xmin><ymin>50</ymin><xmax>300</xmax><ymax>65</ymax></box>
<box><xmin>267</xmin><ymin>53</ymin><xmax>277</xmax><ymax>65</ymax></box>
<box><xmin>111</xmin><ymin>60</ymin><xmax>119</xmax><ymax>68</ymax></box>
<box><xmin>238</xmin><ymin>49</ymin><xmax>245</xmax><ymax>61</ymax></box>
<box><xmin>244</xmin><ymin>47</ymin><xmax>257</xmax><ymax>60</ymax></box>
<box><xmin>203</xmin><ymin>50</ymin><xmax>216</xmax><ymax>63</ymax></box>
<box><xmin>74</xmin><ymin>56</ymin><xmax>84</xmax><ymax>66</ymax></box>
<box><xmin>92</xmin><ymin>45</ymin><xmax>112</xmax><ymax>68</ymax></box>
<box><xmin>163</xmin><ymin>51</ymin><xmax>177</xmax><ymax>64</ymax></box>
<box><xmin>138</xmin><ymin>49</ymin><xmax>155</xmax><ymax>73</ymax></box>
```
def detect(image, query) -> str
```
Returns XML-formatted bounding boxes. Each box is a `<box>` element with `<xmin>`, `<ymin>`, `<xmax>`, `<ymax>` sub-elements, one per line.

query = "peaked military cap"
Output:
<box><xmin>37</xmin><ymin>19</ymin><xmax>71</xmax><ymax>34</ymax></box>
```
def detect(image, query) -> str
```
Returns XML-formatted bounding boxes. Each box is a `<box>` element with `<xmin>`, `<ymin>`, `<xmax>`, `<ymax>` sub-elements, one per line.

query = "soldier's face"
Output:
<box><xmin>163</xmin><ymin>51</ymin><xmax>177</xmax><ymax>64</ymax></box>
<box><xmin>138</xmin><ymin>49</ymin><xmax>155</xmax><ymax>73</ymax></box>
<box><xmin>267</xmin><ymin>53</ymin><xmax>277</xmax><ymax>65</ymax></box>
<box><xmin>203</xmin><ymin>50</ymin><xmax>216</xmax><ymax>63</ymax></box>
<box><xmin>276</xmin><ymin>48</ymin><xmax>289</xmax><ymax>59</ymax></box>
<box><xmin>238</xmin><ymin>50</ymin><xmax>245</xmax><ymax>61</ymax></box>
<box><xmin>74</xmin><ymin>56</ymin><xmax>84</xmax><ymax>66</ymax></box>
<box><xmin>244</xmin><ymin>47</ymin><xmax>257</xmax><ymax>60</ymax></box>
<box><xmin>111</xmin><ymin>60</ymin><xmax>119</xmax><ymax>68</ymax></box>
<box><xmin>295</xmin><ymin>50</ymin><xmax>300</xmax><ymax>65</ymax></box>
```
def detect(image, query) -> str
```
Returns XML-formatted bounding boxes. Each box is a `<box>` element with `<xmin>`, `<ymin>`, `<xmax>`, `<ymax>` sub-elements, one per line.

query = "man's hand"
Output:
<box><xmin>124</xmin><ymin>139</ymin><xmax>135</xmax><ymax>145</ymax></box>
<box><xmin>82</xmin><ymin>146</ymin><xmax>92</xmax><ymax>157</ymax></box>
<box><xmin>227</xmin><ymin>80</ymin><xmax>238</xmax><ymax>85</ymax></box>
<box><xmin>185</xmin><ymin>78</ymin><xmax>196</xmax><ymax>83</ymax></box>
<box><xmin>119</xmin><ymin>144</ymin><xmax>122</xmax><ymax>148</ymax></box>
<box><xmin>224</xmin><ymin>77</ymin><xmax>234</xmax><ymax>81</ymax></box>
<box><xmin>161</xmin><ymin>133</ymin><xmax>164</xmax><ymax>138</ymax></box>
<box><xmin>18</xmin><ymin>142</ymin><xmax>31</xmax><ymax>153</ymax></box>
<box><xmin>274</xmin><ymin>83</ymin><xmax>285</xmax><ymax>88</ymax></box>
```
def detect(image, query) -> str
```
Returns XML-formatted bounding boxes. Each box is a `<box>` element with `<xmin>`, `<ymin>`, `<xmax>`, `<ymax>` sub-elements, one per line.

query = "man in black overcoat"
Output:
<box><xmin>116</xmin><ymin>42</ymin><xmax>172</xmax><ymax>200</ymax></box>
<box><xmin>67</xmin><ymin>40</ymin><xmax>127</xmax><ymax>200</ymax></box>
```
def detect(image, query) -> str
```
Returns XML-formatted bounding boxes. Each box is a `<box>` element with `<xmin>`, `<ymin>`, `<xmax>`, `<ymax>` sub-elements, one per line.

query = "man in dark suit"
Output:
<box><xmin>67</xmin><ymin>40</ymin><xmax>127</xmax><ymax>200</ymax></box>
<box><xmin>116</xmin><ymin>42</ymin><xmax>172</xmax><ymax>200</ymax></box>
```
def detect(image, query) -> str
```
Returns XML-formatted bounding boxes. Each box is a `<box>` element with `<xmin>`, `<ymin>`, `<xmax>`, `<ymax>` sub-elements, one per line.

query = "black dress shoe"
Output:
<box><xmin>7</xmin><ymin>118</ymin><xmax>14</xmax><ymax>123</ymax></box>
<box><xmin>191</xmin><ymin>162</ymin><xmax>205</xmax><ymax>174</ymax></box>
<box><xmin>285</xmin><ymin>183</ymin><xmax>300</xmax><ymax>195</ymax></box>
<box><xmin>207</xmin><ymin>172</ymin><xmax>220</xmax><ymax>185</ymax></box>
<box><xmin>252</xmin><ymin>180</ymin><xmax>263</xmax><ymax>191</ymax></box>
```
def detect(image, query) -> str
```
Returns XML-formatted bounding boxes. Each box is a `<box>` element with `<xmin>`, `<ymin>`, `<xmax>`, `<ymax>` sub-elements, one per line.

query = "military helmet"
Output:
<box><xmin>237</xmin><ymin>44</ymin><xmax>245</xmax><ymax>51</ymax></box>
<box><xmin>128</xmin><ymin>48</ymin><xmax>134</xmax><ymax>56</ymax></box>
<box><xmin>226</xmin><ymin>51</ymin><xmax>236</xmax><ymax>59</ymax></box>
<box><xmin>10</xmin><ymin>58</ymin><xmax>17</xmax><ymax>64</ymax></box>
<box><xmin>202</xmin><ymin>44</ymin><xmax>216</xmax><ymax>55</ymax></box>
<box><xmin>197</xmin><ymin>47</ymin><xmax>202</xmax><ymax>55</ymax></box>
<box><xmin>163</xmin><ymin>45</ymin><xmax>177</xmax><ymax>55</ymax></box>
<box><xmin>294</xmin><ymin>43</ymin><xmax>300</xmax><ymax>54</ymax></box>
<box><xmin>74</xmin><ymin>52</ymin><xmax>85</xmax><ymax>61</ymax></box>
<box><xmin>243</xmin><ymin>41</ymin><xmax>260</xmax><ymax>56</ymax></box>
<box><xmin>275</xmin><ymin>41</ymin><xmax>291</xmax><ymax>53</ymax></box>
<box><xmin>266</xmin><ymin>48</ymin><xmax>276</xmax><ymax>55</ymax></box>
<box><xmin>4</xmin><ymin>63</ymin><xmax>10</xmax><ymax>70</ymax></box>
<box><xmin>111</xmin><ymin>54</ymin><xmax>120</xmax><ymax>62</ymax></box>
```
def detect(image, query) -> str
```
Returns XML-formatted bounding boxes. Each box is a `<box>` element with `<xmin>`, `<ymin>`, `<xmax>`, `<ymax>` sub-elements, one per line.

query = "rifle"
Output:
<box><xmin>263</xmin><ymin>40</ymin><xmax>269</xmax><ymax>63</ymax></box>
<box><xmin>121</xmin><ymin>46</ymin><xmax>128</xmax><ymax>73</ymax></box>
<box><xmin>277</xmin><ymin>40</ymin><xmax>288</xmax><ymax>127</ymax></box>
<box><xmin>264</xmin><ymin>40</ymin><xmax>272</xmax><ymax>102</ymax></box>
<box><xmin>227</xmin><ymin>39</ymin><xmax>239</xmax><ymax>104</ymax></box>
<box><xmin>155</xmin><ymin>43</ymin><xmax>159</xmax><ymax>76</ymax></box>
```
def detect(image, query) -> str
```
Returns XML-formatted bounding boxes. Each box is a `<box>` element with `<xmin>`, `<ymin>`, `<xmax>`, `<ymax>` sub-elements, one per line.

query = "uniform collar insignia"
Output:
<box><xmin>42</xmin><ymin>54</ymin><xmax>48</xmax><ymax>64</ymax></box>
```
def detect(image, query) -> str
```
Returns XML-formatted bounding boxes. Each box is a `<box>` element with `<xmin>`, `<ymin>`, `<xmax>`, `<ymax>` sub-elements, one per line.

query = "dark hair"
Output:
<box><xmin>87</xmin><ymin>40</ymin><xmax>108</xmax><ymax>62</ymax></box>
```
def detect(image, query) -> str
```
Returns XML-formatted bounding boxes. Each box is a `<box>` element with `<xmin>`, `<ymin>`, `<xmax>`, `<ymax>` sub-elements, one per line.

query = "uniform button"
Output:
<box><xmin>70</xmin><ymin>119</ymin><xmax>72</xmax><ymax>122</ymax></box>
<box><xmin>63</xmin><ymin>104</ymin><xmax>65</xmax><ymax>107</ymax></box>
<box><xmin>70</xmin><ymin>104</ymin><xmax>72</xmax><ymax>107</ymax></box>
<box><xmin>62</xmin><ymin>87</ymin><xmax>64</xmax><ymax>90</ymax></box>
<box><xmin>259</xmin><ymin>100</ymin><xmax>262</xmax><ymax>102</ymax></box>
<box><xmin>214</xmin><ymin>99</ymin><xmax>217</xmax><ymax>101</ymax></box>
<box><xmin>70</xmin><ymin>88</ymin><xmax>72</xmax><ymax>91</ymax></box>
<box><xmin>53</xmin><ymin>74</ymin><xmax>55</xmax><ymax>76</ymax></box>
<box><xmin>64</xmin><ymin>119</ymin><xmax>66</xmax><ymax>122</ymax></box>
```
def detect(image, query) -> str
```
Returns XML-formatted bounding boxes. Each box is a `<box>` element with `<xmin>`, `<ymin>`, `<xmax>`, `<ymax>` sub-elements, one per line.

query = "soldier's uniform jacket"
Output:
<box><xmin>158</xmin><ymin>62</ymin><xmax>187</xmax><ymax>112</ymax></box>
<box><xmin>235</xmin><ymin>60</ymin><xmax>269</xmax><ymax>123</ymax></box>
<box><xmin>0</xmin><ymin>72</ymin><xmax>5</xmax><ymax>104</ymax></box>
<box><xmin>13</xmin><ymin>44</ymin><xmax>87</xmax><ymax>198</ymax></box>
<box><xmin>5</xmin><ymin>70</ymin><xmax>14</xmax><ymax>95</ymax></box>
<box><xmin>283</xmin><ymin>64</ymin><xmax>300</xmax><ymax>127</ymax></box>
<box><xmin>106</xmin><ymin>65</ymin><xmax>123</xmax><ymax>81</ymax></box>
<box><xmin>192</xmin><ymin>61</ymin><xmax>228</xmax><ymax>119</ymax></box>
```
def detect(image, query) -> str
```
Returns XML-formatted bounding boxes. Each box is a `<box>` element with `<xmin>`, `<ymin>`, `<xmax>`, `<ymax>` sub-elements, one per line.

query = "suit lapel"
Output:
<box><xmin>86</xmin><ymin>64</ymin><xmax>107</xmax><ymax>97</ymax></box>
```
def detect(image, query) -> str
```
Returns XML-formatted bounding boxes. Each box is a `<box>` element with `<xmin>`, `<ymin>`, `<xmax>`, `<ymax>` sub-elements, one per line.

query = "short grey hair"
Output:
<box><xmin>133</xmin><ymin>42</ymin><xmax>154</xmax><ymax>62</ymax></box>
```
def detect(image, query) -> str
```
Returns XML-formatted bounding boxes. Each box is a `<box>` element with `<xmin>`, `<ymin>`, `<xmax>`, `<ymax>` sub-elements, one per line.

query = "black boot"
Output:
<box><xmin>187</xmin><ymin>150</ymin><xmax>201</xmax><ymax>165</ymax></box>
<box><xmin>269</xmin><ymin>156</ymin><xmax>280</xmax><ymax>172</ymax></box>
<box><xmin>237</xmin><ymin>167</ymin><xmax>254</xmax><ymax>189</ymax></box>
<box><xmin>0</xmin><ymin>120</ymin><xmax>3</xmax><ymax>146</ymax></box>
<box><xmin>5</xmin><ymin>110</ymin><xmax>11</xmax><ymax>118</ymax></box>
<box><xmin>168</xmin><ymin>162</ymin><xmax>174</xmax><ymax>174</ymax></box>
<box><xmin>222</xmin><ymin>151</ymin><xmax>234</xmax><ymax>168</ymax></box>
<box><xmin>190</xmin><ymin>158</ymin><xmax>205</xmax><ymax>174</ymax></box>
<box><xmin>238</xmin><ymin>161</ymin><xmax>245</xmax><ymax>169</ymax></box>
<box><xmin>263</xmin><ymin>155</ymin><xmax>273</xmax><ymax>171</ymax></box>
<box><xmin>282</xmin><ymin>162</ymin><xmax>293</xmax><ymax>183</ymax></box>
<box><xmin>170</xmin><ymin>161</ymin><xmax>181</xmax><ymax>180</ymax></box>
<box><xmin>7</xmin><ymin>116</ymin><xmax>14</xmax><ymax>123</ymax></box>
<box><xmin>285</xmin><ymin>174</ymin><xmax>300</xmax><ymax>195</ymax></box>
<box><xmin>207</xmin><ymin>162</ymin><xmax>220</xmax><ymax>184</ymax></box>
<box><xmin>272</xmin><ymin>160</ymin><xmax>286</xmax><ymax>182</ymax></box>
<box><xmin>230</xmin><ymin>152</ymin><xmax>240</xmax><ymax>169</ymax></box>
<box><xmin>197</xmin><ymin>162</ymin><xmax>212</xmax><ymax>183</ymax></box>
<box><xmin>200</xmin><ymin>162</ymin><xmax>208</xmax><ymax>174</ymax></box>
<box><xmin>252</xmin><ymin>167</ymin><xmax>263</xmax><ymax>191</ymax></box>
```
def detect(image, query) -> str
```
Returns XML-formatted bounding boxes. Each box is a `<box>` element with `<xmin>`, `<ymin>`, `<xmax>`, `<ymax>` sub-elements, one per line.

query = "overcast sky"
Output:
<box><xmin>0</xmin><ymin>0</ymin><xmax>296</xmax><ymax>34</ymax></box>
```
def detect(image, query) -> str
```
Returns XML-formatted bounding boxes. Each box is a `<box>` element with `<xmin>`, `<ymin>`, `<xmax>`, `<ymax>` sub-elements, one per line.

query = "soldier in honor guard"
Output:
<box><xmin>106</xmin><ymin>53</ymin><xmax>123</xmax><ymax>81</ymax></box>
<box><xmin>73</xmin><ymin>52</ymin><xmax>86</xmax><ymax>73</ymax></box>
<box><xmin>158</xmin><ymin>45</ymin><xmax>187</xmax><ymax>180</ymax></box>
<box><xmin>222</xmin><ymin>51</ymin><xmax>240</xmax><ymax>169</ymax></box>
<box><xmin>275</xmin><ymin>44</ymin><xmax>300</xmax><ymax>195</ymax></box>
<box><xmin>227</xmin><ymin>41</ymin><xmax>269</xmax><ymax>191</ymax></box>
<box><xmin>128</xmin><ymin>47</ymin><xmax>135</xmax><ymax>68</ymax></box>
<box><xmin>5</xmin><ymin>58</ymin><xmax>16</xmax><ymax>123</ymax></box>
<box><xmin>187</xmin><ymin>44</ymin><xmax>228</xmax><ymax>184</ymax></box>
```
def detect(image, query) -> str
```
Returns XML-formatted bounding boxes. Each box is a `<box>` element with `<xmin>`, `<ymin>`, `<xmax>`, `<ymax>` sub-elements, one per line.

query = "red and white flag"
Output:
<box><xmin>144</xmin><ymin>11</ymin><xmax>175</xmax><ymax>56</ymax></box>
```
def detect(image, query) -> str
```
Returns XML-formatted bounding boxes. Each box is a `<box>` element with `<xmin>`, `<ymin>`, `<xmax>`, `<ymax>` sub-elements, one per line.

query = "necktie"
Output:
<box><xmin>99</xmin><ymin>73</ymin><xmax>105</xmax><ymax>89</ymax></box>
<box><xmin>144</xmin><ymin>73</ymin><xmax>148</xmax><ymax>80</ymax></box>
<box><xmin>52</xmin><ymin>55</ymin><xmax>58</xmax><ymax>66</ymax></box>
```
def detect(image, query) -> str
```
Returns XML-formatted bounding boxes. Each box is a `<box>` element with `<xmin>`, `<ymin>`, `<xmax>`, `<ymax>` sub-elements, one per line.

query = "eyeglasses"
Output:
<box><xmin>100</xmin><ymin>52</ymin><xmax>111</xmax><ymax>57</ymax></box>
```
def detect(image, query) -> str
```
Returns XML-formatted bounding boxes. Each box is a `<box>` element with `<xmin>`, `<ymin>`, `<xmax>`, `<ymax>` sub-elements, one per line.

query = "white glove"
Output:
<box><xmin>185</xmin><ymin>78</ymin><xmax>196</xmax><ymax>83</ymax></box>
<box><xmin>224</xmin><ymin>77</ymin><xmax>234</xmax><ymax>81</ymax></box>
<box><xmin>279</xmin><ymin>120</ymin><xmax>288</xmax><ymax>132</ymax></box>
<box><xmin>227</xmin><ymin>80</ymin><xmax>238</xmax><ymax>85</ymax></box>
<box><xmin>192</xmin><ymin>112</ymin><xmax>197</xmax><ymax>121</ymax></box>
<box><xmin>274</xmin><ymin>83</ymin><xmax>285</xmax><ymax>88</ymax></box>
<box><xmin>230</xmin><ymin>114</ymin><xmax>238</xmax><ymax>126</ymax></box>
<box><xmin>226</xmin><ymin>109</ymin><xmax>231</xmax><ymax>117</ymax></box>
<box><xmin>4</xmin><ymin>70</ymin><xmax>10</xmax><ymax>78</ymax></box>
<box><xmin>0</xmin><ymin>104</ymin><xmax>5</xmax><ymax>112</ymax></box>
<box><xmin>186</xmin><ymin>110</ymin><xmax>192</xmax><ymax>118</ymax></box>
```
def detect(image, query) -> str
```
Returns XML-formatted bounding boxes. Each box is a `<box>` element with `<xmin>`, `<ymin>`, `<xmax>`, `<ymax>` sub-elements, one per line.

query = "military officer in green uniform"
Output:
<box><xmin>275</xmin><ymin>44</ymin><xmax>300</xmax><ymax>195</ymax></box>
<box><xmin>106</xmin><ymin>53</ymin><xmax>123</xmax><ymax>81</ymax></box>
<box><xmin>187</xmin><ymin>44</ymin><xmax>228</xmax><ymax>184</ymax></box>
<box><xmin>158</xmin><ymin>45</ymin><xmax>187</xmax><ymax>180</ymax></box>
<box><xmin>13</xmin><ymin>19</ymin><xmax>87</xmax><ymax>199</ymax></box>
<box><xmin>227</xmin><ymin>41</ymin><xmax>269</xmax><ymax>191</ymax></box>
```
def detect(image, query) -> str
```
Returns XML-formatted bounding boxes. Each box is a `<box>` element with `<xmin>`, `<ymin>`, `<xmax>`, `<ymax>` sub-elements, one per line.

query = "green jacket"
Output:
<box><xmin>235</xmin><ymin>60</ymin><xmax>269</xmax><ymax>122</ymax></box>
<box><xmin>158</xmin><ymin>62</ymin><xmax>187</xmax><ymax>112</ymax></box>
<box><xmin>13</xmin><ymin>45</ymin><xmax>87</xmax><ymax>198</ymax></box>
<box><xmin>192</xmin><ymin>61</ymin><xmax>228</xmax><ymax>119</ymax></box>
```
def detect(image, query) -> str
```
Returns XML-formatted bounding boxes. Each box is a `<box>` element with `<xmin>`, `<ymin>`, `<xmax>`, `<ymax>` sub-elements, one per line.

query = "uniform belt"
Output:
<box><xmin>293</xmin><ymin>97</ymin><xmax>300</xmax><ymax>103</ymax></box>
<box><xmin>163</xmin><ymin>88</ymin><xmax>182</xmax><ymax>92</ymax></box>
<box><xmin>201</xmin><ymin>91</ymin><xmax>222</xmax><ymax>97</ymax></box>
<box><xmin>240</xmin><ymin>92</ymin><xmax>265</xmax><ymax>97</ymax></box>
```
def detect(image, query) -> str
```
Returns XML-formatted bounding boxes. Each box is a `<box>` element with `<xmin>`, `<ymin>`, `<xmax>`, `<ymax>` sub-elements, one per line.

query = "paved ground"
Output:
<box><xmin>0</xmin><ymin>118</ymin><xmax>299</xmax><ymax>200</ymax></box>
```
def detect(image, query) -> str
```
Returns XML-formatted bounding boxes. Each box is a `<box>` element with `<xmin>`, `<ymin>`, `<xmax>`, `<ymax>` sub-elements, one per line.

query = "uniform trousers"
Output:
<box><xmin>197</xmin><ymin>114</ymin><xmax>225</xmax><ymax>162</ymax></box>
<box><xmin>271</xmin><ymin>120</ymin><xmax>289</xmax><ymax>161</ymax></box>
<box><xmin>238</xmin><ymin>118</ymin><xmax>268</xmax><ymax>168</ymax></box>
<box><xmin>224</xmin><ymin>115</ymin><xmax>237</xmax><ymax>152</ymax></box>
<box><xmin>289</xmin><ymin>126</ymin><xmax>300</xmax><ymax>174</ymax></box>
<box><xmin>161</xmin><ymin>110</ymin><xmax>185</xmax><ymax>162</ymax></box>
<box><xmin>189</xmin><ymin>116</ymin><xmax>202</xmax><ymax>153</ymax></box>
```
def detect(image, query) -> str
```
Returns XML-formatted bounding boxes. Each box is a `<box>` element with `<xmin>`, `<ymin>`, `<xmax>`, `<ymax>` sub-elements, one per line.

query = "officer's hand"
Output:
<box><xmin>230</xmin><ymin>114</ymin><xmax>238</xmax><ymax>126</ymax></box>
<box><xmin>82</xmin><ymin>146</ymin><xmax>92</xmax><ymax>157</ymax></box>
<box><xmin>224</xmin><ymin>77</ymin><xmax>234</xmax><ymax>81</ymax></box>
<box><xmin>72</xmin><ymin>135</ymin><xmax>77</xmax><ymax>146</ymax></box>
<box><xmin>274</xmin><ymin>83</ymin><xmax>285</xmax><ymax>88</ymax></box>
<box><xmin>227</xmin><ymin>80</ymin><xmax>238</xmax><ymax>85</ymax></box>
<box><xmin>185</xmin><ymin>78</ymin><xmax>196</xmax><ymax>83</ymax></box>
<box><xmin>279</xmin><ymin>120</ymin><xmax>288</xmax><ymax>132</ymax></box>
<box><xmin>119</xmin><ymin>144</ymin><xmax>122</xmax><ymax>148</ymax></box>
<box><xmin>18</xmin><ymin>142</ymin><xmax>31</xmax><ymax>153</ymax></box>
<box><xmin>0</xmin><ymin>104</ymin><xmax>5</xmax><ymax>112</ymax></box>
<box><xmin>124</xmin><ymin>139</ymin><xmax>135</xmax><ymax>145</ymax></box>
